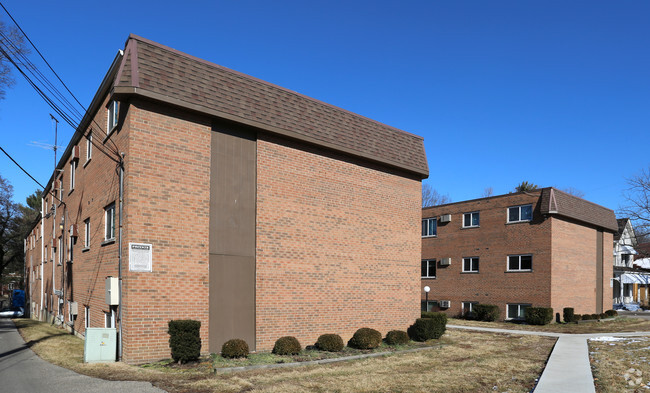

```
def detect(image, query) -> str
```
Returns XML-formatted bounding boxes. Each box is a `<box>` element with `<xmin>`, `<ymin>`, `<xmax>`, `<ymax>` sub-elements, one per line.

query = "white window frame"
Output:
<box><xmin>84</xmin><ymin>218</ymin><xmax>90</xmax><ymax>249</ymax></box>
<box><xmin>107</xmin><ymin>101</ymin><xmax>118</xmax><ymax>132</ymax></box>
<box><xmin>86</xmin><ymin>131</ymin><xmax>92</xmax><ymax>162</ymax></box>
<box><xmin>506</xmin><ymin>303</ymin><xmax>531</xmax><ymax>320</ymax></box>
<box><xmin>462</xmin><ymin>301</ymin><xmax>478</xmax><ymax>316</ymax></box>
<box><xmin>462</xmin><ymin>257</ymin><xmax>479</xmax><ymax>273</ymax></box>
<box><xmin>507</xmin><ymin>254</ymin><xmax>533</xmax><ymax>272</ymax></box>
<box><xmin>422</xmin><ymin>217</ymin><xmax>437</xmax><ymax>238</ymax></box>
<box><xmin>69</xmin><ymin>160</ymin><xmax>76</xmax><ymax>191</ymax></box>
<box><xmin>58</xmin><ymin>237</ymin><xmax>63</xmax><ymax>265</ymax></box>
<box><xmin>84</xmin><ymin>306</ymin><xmax>90</xmax><ymax>329</ymax></box>
<box><xmin>463</xmin><ymin>211</ymin><xmax>480</xmax><ymax>228</ymax></box>
<box><xmin>421</xmin><ymin>259</ymin><xmax>436</xmax><ymax>278</ymax></box>
<box><xmin>104</xmin><ymin>203</ymin><xmax>115</xmax><ymax>241</ymax></box>
<box><xmin>104</xmin><ymin>309</ymin><xmax>115</xmax><ymax>328</ymax></box>
<box><xmin>507</xmin><ymin>204</ymin><xmax>533</xmax><ymax>223</ymax></box>
<box><xmin>422</xmin><ymin>300</ymin><xmax>438</xmax><ymax>312</ymax></box>
<box><xmin>68</xmin><ymin>234</ymin><xmax>75</xmax><ymax>262</ymax></box>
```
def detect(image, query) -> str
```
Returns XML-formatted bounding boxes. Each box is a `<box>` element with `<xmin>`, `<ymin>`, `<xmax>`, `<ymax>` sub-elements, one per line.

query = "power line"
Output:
<box><xmin>0</xmin><ymin>145</ymin><xmax>46</xmax><ymax>190</ymax></box>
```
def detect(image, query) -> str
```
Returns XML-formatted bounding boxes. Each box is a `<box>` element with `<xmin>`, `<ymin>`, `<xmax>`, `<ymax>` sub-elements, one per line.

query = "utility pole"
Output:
<box><xmin>50</xmin><ymin>114</ymin><xmax>59</xmax><ymax>168</ymax></box>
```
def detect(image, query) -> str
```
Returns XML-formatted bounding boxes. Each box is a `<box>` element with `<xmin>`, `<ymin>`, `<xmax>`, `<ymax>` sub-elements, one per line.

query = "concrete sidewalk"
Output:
<box><xmin>447</xmin><ymin>324</ymin><xmax>650</xmax><ymax>393</ymax></box>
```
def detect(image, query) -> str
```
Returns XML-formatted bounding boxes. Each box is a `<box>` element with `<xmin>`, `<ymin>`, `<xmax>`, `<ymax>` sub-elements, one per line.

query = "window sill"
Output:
<box><xmin>421</xmin><ymin>235</ymin><xmax>437</xmax><ymax>239</ymax></box>
<box><xmin>461</xmin><ymin>271</ymin><xmax>479</xmax><ymax>274</ymax></box>
<box><xmin>68</xmin><ymin>189</ymin><xmax>74</xmax><ymax>196</ymax></box>
<box><xmin>506</xmin><ymin>220</ymin><xmax>531</xmax><ymax>225</ymax></box>
<box><xmin>421</xmin><ymin>277</ymin><xmax>436</xmax><ymax>280</ymax></box>
<box><xmin>505</xmin><ymin>270</ymin><xmax>533</xmax><ymax>273</ymax></box>
<box><xmin>101</xmin><ymin>239</ymin><xmax>115</xmax><ymax>246</ymax></box>
<box><xmin>83</xmin><ymin>158</ymin><xmax>91</xmax><ymax>168</ymax></box>
<box><xmin>461</xmin><ymin>226</ymin><xmax>480</xmax><ymax>229</ymax></box>
<box><xmin>82</xmin><ymin>247</ymin><xmax>90</xmax><ymax>253</ymax></box>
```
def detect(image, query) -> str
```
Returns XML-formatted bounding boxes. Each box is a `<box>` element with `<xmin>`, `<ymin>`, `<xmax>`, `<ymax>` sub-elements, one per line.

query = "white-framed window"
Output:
<box><xmin>421</xmin><ymin>300</ymin><xmax>439</xmax><ymax>312</ymax></box>
<box><xmin>68</xmin><ymin>234</ymin><xmax>75</xmax><ymax>262</ymax></box>
<box><xmin>507</xmin><ymin>204</ymin><xmax>533</xmax><ymax>223</ymax></box>
<box><xmin>58</xmin><ymin>237</ymin><xmax>63</xmax><ymax>265</ymax></box>
<box><xmin>84</xmin><ymin>306</ymin><xmax>90</xmax><ymax>328</ymax></box>
<box><xmin>105</xmin><ymin>203</ymin><xmax>116</xmax><ymax>241</ymax></box>
<box><xmin>508</xmin><ymin>254</ymin><xmax>532</xmax><ymax>272</ymax></box>
<box><xmin>463</xmin><ymin>211</ymin><xmax>480</xmax><ymax>228</ymax></box>
<box><xmin>84</xmin><ymin>218</ymin><xmax>90</xmax><ymax>249</ymax></box>
<box><xmin>507</xmin><ymin>303</ymin><xmax>531</xmax><ymax>320</ymax></box>
<box><xmin>462</xmin><ymin>257</ymin><xmax>479</xmax><ymax>273</ymax></box>
<box><xmin>422</xmin><ymin>217</ymin><xmax>437</xmax><ymax>237</ymax></box>
<box><xmin>421</xmin><ymin>259</ymin><xmax>436</xmax><ymax>278</ymax></box>
<box><xmin>107</xmin><ymin>100</ymin><xmax>119</xmax><ymax>132</ymax></box>
<box><xmin>462</xmin><ymin>301</ymin><xmax>478</xmax><ymax>317</ymax></box>
<box><xmin>69</xmin><ymin>160</ymin><xmax>76</xmax><ymax>191</ymax></box>
<box><xmin>86</xmin><ymin>131</ymin><xmax>92</xmax><ymax>162</ymax></box>
<box><xmin>58</xmin><ymin>178</ymin><xmax>63</xmax><ymax>200</ymax></box>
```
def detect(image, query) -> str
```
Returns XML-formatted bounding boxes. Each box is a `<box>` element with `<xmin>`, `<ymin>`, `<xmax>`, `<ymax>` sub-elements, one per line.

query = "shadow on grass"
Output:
<box><xmin>0</xmin><ymin>319</ymin><xmax>72</xmax><ymax>360</ymax></box>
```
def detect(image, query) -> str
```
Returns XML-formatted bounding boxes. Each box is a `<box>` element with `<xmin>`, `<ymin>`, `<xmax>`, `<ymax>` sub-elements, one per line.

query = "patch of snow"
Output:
<box><xmin>590</xmin><ymin>336</ymin><xmax>628</xmax><ymax>342</ymax></box>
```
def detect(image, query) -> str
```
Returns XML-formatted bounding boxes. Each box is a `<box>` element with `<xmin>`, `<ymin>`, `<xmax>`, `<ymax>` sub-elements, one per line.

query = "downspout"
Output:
<box><xmin>118</xmin><ymin>153</ymin><xmax>125</xmax><ymax>360</ymax></box>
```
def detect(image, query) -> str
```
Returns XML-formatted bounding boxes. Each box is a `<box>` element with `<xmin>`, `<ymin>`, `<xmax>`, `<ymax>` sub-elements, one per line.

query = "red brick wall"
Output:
<box><xmin>256</xmin><ymin>134</ymin><xmax>421</xmax><ymax>350</ymax></box>
<box><xmin>122</xmin><ymin>99</ymin><xmax>212</xmax><ymax>363</ymax></box>
<box><xmin>422</xmin><ymin>192</ymin><xmax>553</xmax><ymax>319</ymax></box>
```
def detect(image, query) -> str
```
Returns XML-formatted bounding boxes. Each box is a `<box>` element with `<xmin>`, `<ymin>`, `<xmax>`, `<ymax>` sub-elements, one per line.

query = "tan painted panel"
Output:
<box><xmin>209</xmin><ymin>125</ymin><xmax>256</xmax><ymax>256</ymax></box>
<box><xmin>209</xmin><ymin>254</ymin><xmax>256</xmax><ymax>352</ymax></box>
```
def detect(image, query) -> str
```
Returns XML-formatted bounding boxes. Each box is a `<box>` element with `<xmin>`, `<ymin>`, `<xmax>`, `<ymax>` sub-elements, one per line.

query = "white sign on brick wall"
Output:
<box><xmin>129</xmin><ymin>243</ymin><xmax>152</xmax><ymax>272</ymax></box>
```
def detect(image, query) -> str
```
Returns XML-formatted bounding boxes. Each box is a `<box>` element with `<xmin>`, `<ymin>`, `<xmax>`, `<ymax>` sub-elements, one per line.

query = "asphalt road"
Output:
<box><xmin>0</xmin><ymin>318</ymin><xmax>166</xmax><ymax>393</ymax></box>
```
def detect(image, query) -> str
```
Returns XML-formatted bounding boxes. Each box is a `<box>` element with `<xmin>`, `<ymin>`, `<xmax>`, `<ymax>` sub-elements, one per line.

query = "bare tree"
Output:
<box><xmin>0</xmin><ymin>175</ymin><xmax>22</xmax><ymax>285</ymax></box>
<box><xmin>560</xmin><ymin>187</ymin><xmax>585</xmax><ymax>198</ymax></box>
<box><xmin>0</xmin><ymin>20</ymin><xmax>28</xmax><ymax>100</ymax></box>
<box><xmin>422</xmin><ymin>184</ymin><xmax>451</xmax><ymax>207</ymax></box>
<box><xmin>620</xmin><ymin>167</ymin><xmax>650</xmax><ymax>241</ymax></box>
<box><xmin>481</xmin><ymin>187</ymin><xmax>494</xmax><ymax>198</ymax></box>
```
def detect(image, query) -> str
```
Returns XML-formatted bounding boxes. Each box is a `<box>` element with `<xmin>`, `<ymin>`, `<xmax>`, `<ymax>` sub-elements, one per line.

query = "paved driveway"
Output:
<box><xmin>0</xmin><ymin>318</ymin><xmax>166</xmax><ymax>393</ymax></box>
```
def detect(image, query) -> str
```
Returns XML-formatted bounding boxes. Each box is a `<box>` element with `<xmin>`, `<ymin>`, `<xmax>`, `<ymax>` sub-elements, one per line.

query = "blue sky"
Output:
<box><xmin>0</xmin><ymin>1</ymin><xmax>648</xmax><ymax>212</ymax></box>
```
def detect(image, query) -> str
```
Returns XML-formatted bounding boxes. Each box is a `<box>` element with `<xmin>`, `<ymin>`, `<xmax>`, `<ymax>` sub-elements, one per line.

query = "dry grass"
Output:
<box><xmin>589</xmin><ymin>336</ymin><xmax>650</xmax><ymax>392</ymax></box>
<box><xmin>14</xmin><ymin>318</ymin><xmax>555</xmax><ymax>393</ymax></box>
<box><xmin>449</xmin><ymin>317</ymin><xmax>650</xmax><ymax>334</ymax></box>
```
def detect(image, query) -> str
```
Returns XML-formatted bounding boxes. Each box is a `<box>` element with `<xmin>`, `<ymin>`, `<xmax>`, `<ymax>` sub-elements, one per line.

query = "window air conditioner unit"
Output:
<box><xmin>71</xmin><ymin>146</ymin><xmax>79</xmax><ymax>161</ymax></box>
<box><xmin>69</xmin><ymin>301</ymin><xmax>78</xmax><ymax>316</ymax></box>
<box><xmin>69</xmin><ymin>224</ymin><xmax>78</xmax><ymax>238</ymax></box>
<box><xmin>440</xmin><ymin>258</ymin><xmax>451</xmax><ymax>266</ymax></box>
<box><xmin>440</xmin><ymin>300</ymin><xmax>451</xmax><ymax>308</ymax></box>
<box><xmin>439</xmin><ymin>214</ymin><xmax>451</xmax><ymax>223</ymax></box>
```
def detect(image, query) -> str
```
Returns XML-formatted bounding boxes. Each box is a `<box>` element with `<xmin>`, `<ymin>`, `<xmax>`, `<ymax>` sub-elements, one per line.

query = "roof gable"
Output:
<box><xmin>540</xmin><ymin>188</ymin><xmax>618</xmax><ymax>232</ymax></box>
<box><xmin>113</xmin><ymin>35</ymin><xmax>428</xmax><ymax>178</ymax></box>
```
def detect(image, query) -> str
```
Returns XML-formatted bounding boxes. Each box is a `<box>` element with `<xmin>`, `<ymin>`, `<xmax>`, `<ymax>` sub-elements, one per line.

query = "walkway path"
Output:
<box><xmin>447</xmin><ymin>324</ymin><xmax>650</xmax><ymax>393</ymax></box>
<box><xmin>0</xmin><ymin>318</ymin><xmax>165</xmax><ymax>393</ymax></box>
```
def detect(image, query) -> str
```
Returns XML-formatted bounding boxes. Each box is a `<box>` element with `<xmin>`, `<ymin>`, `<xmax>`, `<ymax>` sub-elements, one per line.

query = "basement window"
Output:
<box><xmin>507</xmin><ymin>303</ymin><xmax>531</xmax><ymax>320</ymax></box>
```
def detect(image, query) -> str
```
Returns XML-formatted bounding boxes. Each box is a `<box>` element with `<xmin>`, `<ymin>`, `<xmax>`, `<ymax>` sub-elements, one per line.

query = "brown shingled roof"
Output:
<box><xmin>112</xmin><ymin>35</ymin><xmax>428</xmax><ymax>178</ymax></box>
<box><xmin>540</xmin><ymin>188</ymin><xmax>618</xmax><ymax>232</ymax></box>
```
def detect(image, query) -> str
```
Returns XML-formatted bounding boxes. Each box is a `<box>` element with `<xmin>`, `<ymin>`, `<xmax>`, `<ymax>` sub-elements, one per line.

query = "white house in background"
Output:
<box><xmin>613</xmin><ymin>218</ymin><xmax>650</xmax><ymax>307</ymax></box>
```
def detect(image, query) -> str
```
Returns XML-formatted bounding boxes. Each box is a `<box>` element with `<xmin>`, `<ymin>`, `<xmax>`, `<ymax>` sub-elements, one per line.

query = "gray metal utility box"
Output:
<box><xmin>84</xmin><ymin>328</ymin><xmax>117</xmax><ymax>363</ymax></box>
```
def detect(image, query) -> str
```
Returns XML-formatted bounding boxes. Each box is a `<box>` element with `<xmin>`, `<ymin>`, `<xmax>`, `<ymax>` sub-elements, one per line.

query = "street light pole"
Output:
<box><xmin>424</xmin><ymin>286</ymin><xmax>431</xmax><ymax>311</ymax></box>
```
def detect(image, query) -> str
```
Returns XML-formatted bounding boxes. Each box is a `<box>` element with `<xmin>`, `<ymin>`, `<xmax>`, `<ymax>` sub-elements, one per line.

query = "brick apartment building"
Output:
<box><xmin>23</xmin><ymin>34</ymin><xmax>428</xmax><ymax>363</ymax></box>
<box><xmin>421</xmin><ymin>188</ymin><xmax>617</xmax><ymax>320</ymax></box>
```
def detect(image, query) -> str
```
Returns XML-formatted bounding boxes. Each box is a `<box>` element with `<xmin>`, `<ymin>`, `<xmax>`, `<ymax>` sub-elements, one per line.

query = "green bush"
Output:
<box><xmin>408</xmin><ymin>314</ymin><xmax>447</xmax><ymax>342</ymax></box>
<box><xmin>599</xmin><ymin>313</ymin><xmax>607</xmax><ymax>319</ymax></box>
<box><xmin>590</xmin><ymin>314</ymin><xmax>599</xmax><ymax>320</ymax></box>
<box><xmin>385</xmin><ymin>330</ymin><xmax>409</xmax><ymax>345</ymax></box>
<box><xmin>582</xmin><ymin>314</ymin><xmax>593</xmax><ymax>320</ymax></box>
<box><xmin>473</xmin><ymin>304</ymin><xmax>500</xmax><ymax>322</ymax></box>
<box><xmin>524</xmin><ymin>307</ymin><xmax>554</xmax><ymax>325</ymax></box>
<box><xmin>563</xmin><ymin>307</ymin><xmax>575</xmax><ymax>323</ymax></box>
<box><xmin>168</xmin><ymin>320</ymin><xmax>201</xmax><ymax>364</ymax></box>
<box><xmin>348</xmin><ymin>328</ymin><xmax>382</xmax><ymax>349</ymax></box>
<box><xmin>573</xmin><ymin>314</ymin><xmax>582</xmax><ymax>321</ymax></box>
<box><xmin>272</xmin><ymin>336</ymin><xmax>301</xmax><ymax>355</ymax></box>
<box><xmin>605</xmin><ymin>309</ymin><xmax>618</xmax><ymax>317</ymax></box>
<box><xmin>316</xmin><ymin>334</ymin><xmax>344</xmax><ymax>352</ymax></box>
<box><xmin>221</xmin><ymin>338</ymin><xmax>249</xmax><ymax>358</ymax></box>
<box><xmin>421</xmin><ymin>311</ymin><xmax>436</xmax><ymax>319</ymax></box>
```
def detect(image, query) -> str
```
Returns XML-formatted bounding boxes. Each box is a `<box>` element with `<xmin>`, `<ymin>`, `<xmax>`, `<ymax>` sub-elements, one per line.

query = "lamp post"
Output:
<box><xmin>424</xmin><ymin>286</ymin><xmax>430</xmax><ymax>311</ymax></box>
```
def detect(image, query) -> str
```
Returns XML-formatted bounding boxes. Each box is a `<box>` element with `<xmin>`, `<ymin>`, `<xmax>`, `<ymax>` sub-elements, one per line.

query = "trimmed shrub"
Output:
<box><xmin>605</xmin><ymin>309</ymin><xmax>618</xmax><ymax>318</ymax></box>
<box><xmin>272</xmin><ymin>336</ymin><xmax>301</xmax><ymax>355</ymax></box>
<box><xmin>573</xmin><ymin>314</ymin><xmax>582</xmax><ymax>321</ymax></box>
<box><xmin>563</xmin><ymin>307</ymin><xmax>575</xmax><ymax>323</ymax></box>
<box><xmin>168</xmin><ymin>319</ymin><xmax>201</xmax><ymax>364</ymax></box>
<box><xmin>421</xmin><ymin>311</ymin><xmax>436</xmax><ymax>319</ymax></box>
<box><xmin>408</xmin><ymin>314</ymin><xmax>447</xmax><ymax>342</ymax></box>
<box><xmin>385</xmin><ymin>330</ymin><xmax>410</xmax><ymax>345</ymax></box>
<box><xmin>348</xmin><ymin>328</ymin><xmax>382</xmax><ymax>349</ymax></box>
<box><xmin>524</xmin><ymin>307</ymin><xmax>554</xmax><ymax>325</ymax></box>
<box><xmin>581</xmin><ymin>314</ymin><xmax>593</xmax><ymax>320</ymax></box>
<box><xmin>590</xmin><ymin>314</ymin><xmax>599</xmax><ymax>320</ymax></box>
<box><xmin>473</xmin><ymin>304</ymin><xmax>500</xmax><ymax>322</ymax></box>
<box><xmin>221</xmin><ymin>339</ymin><xmax>249</xmax><ymax>358</ymax></box>
<box><xmin>316</xmin><ymin>334</ymin><xmax>344</xmax><ymax>352</ymax></box>
<box><xmin>599</xmin><ymin>313</ymin><xmax>607</xmax><ymax>319</ymax></box>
